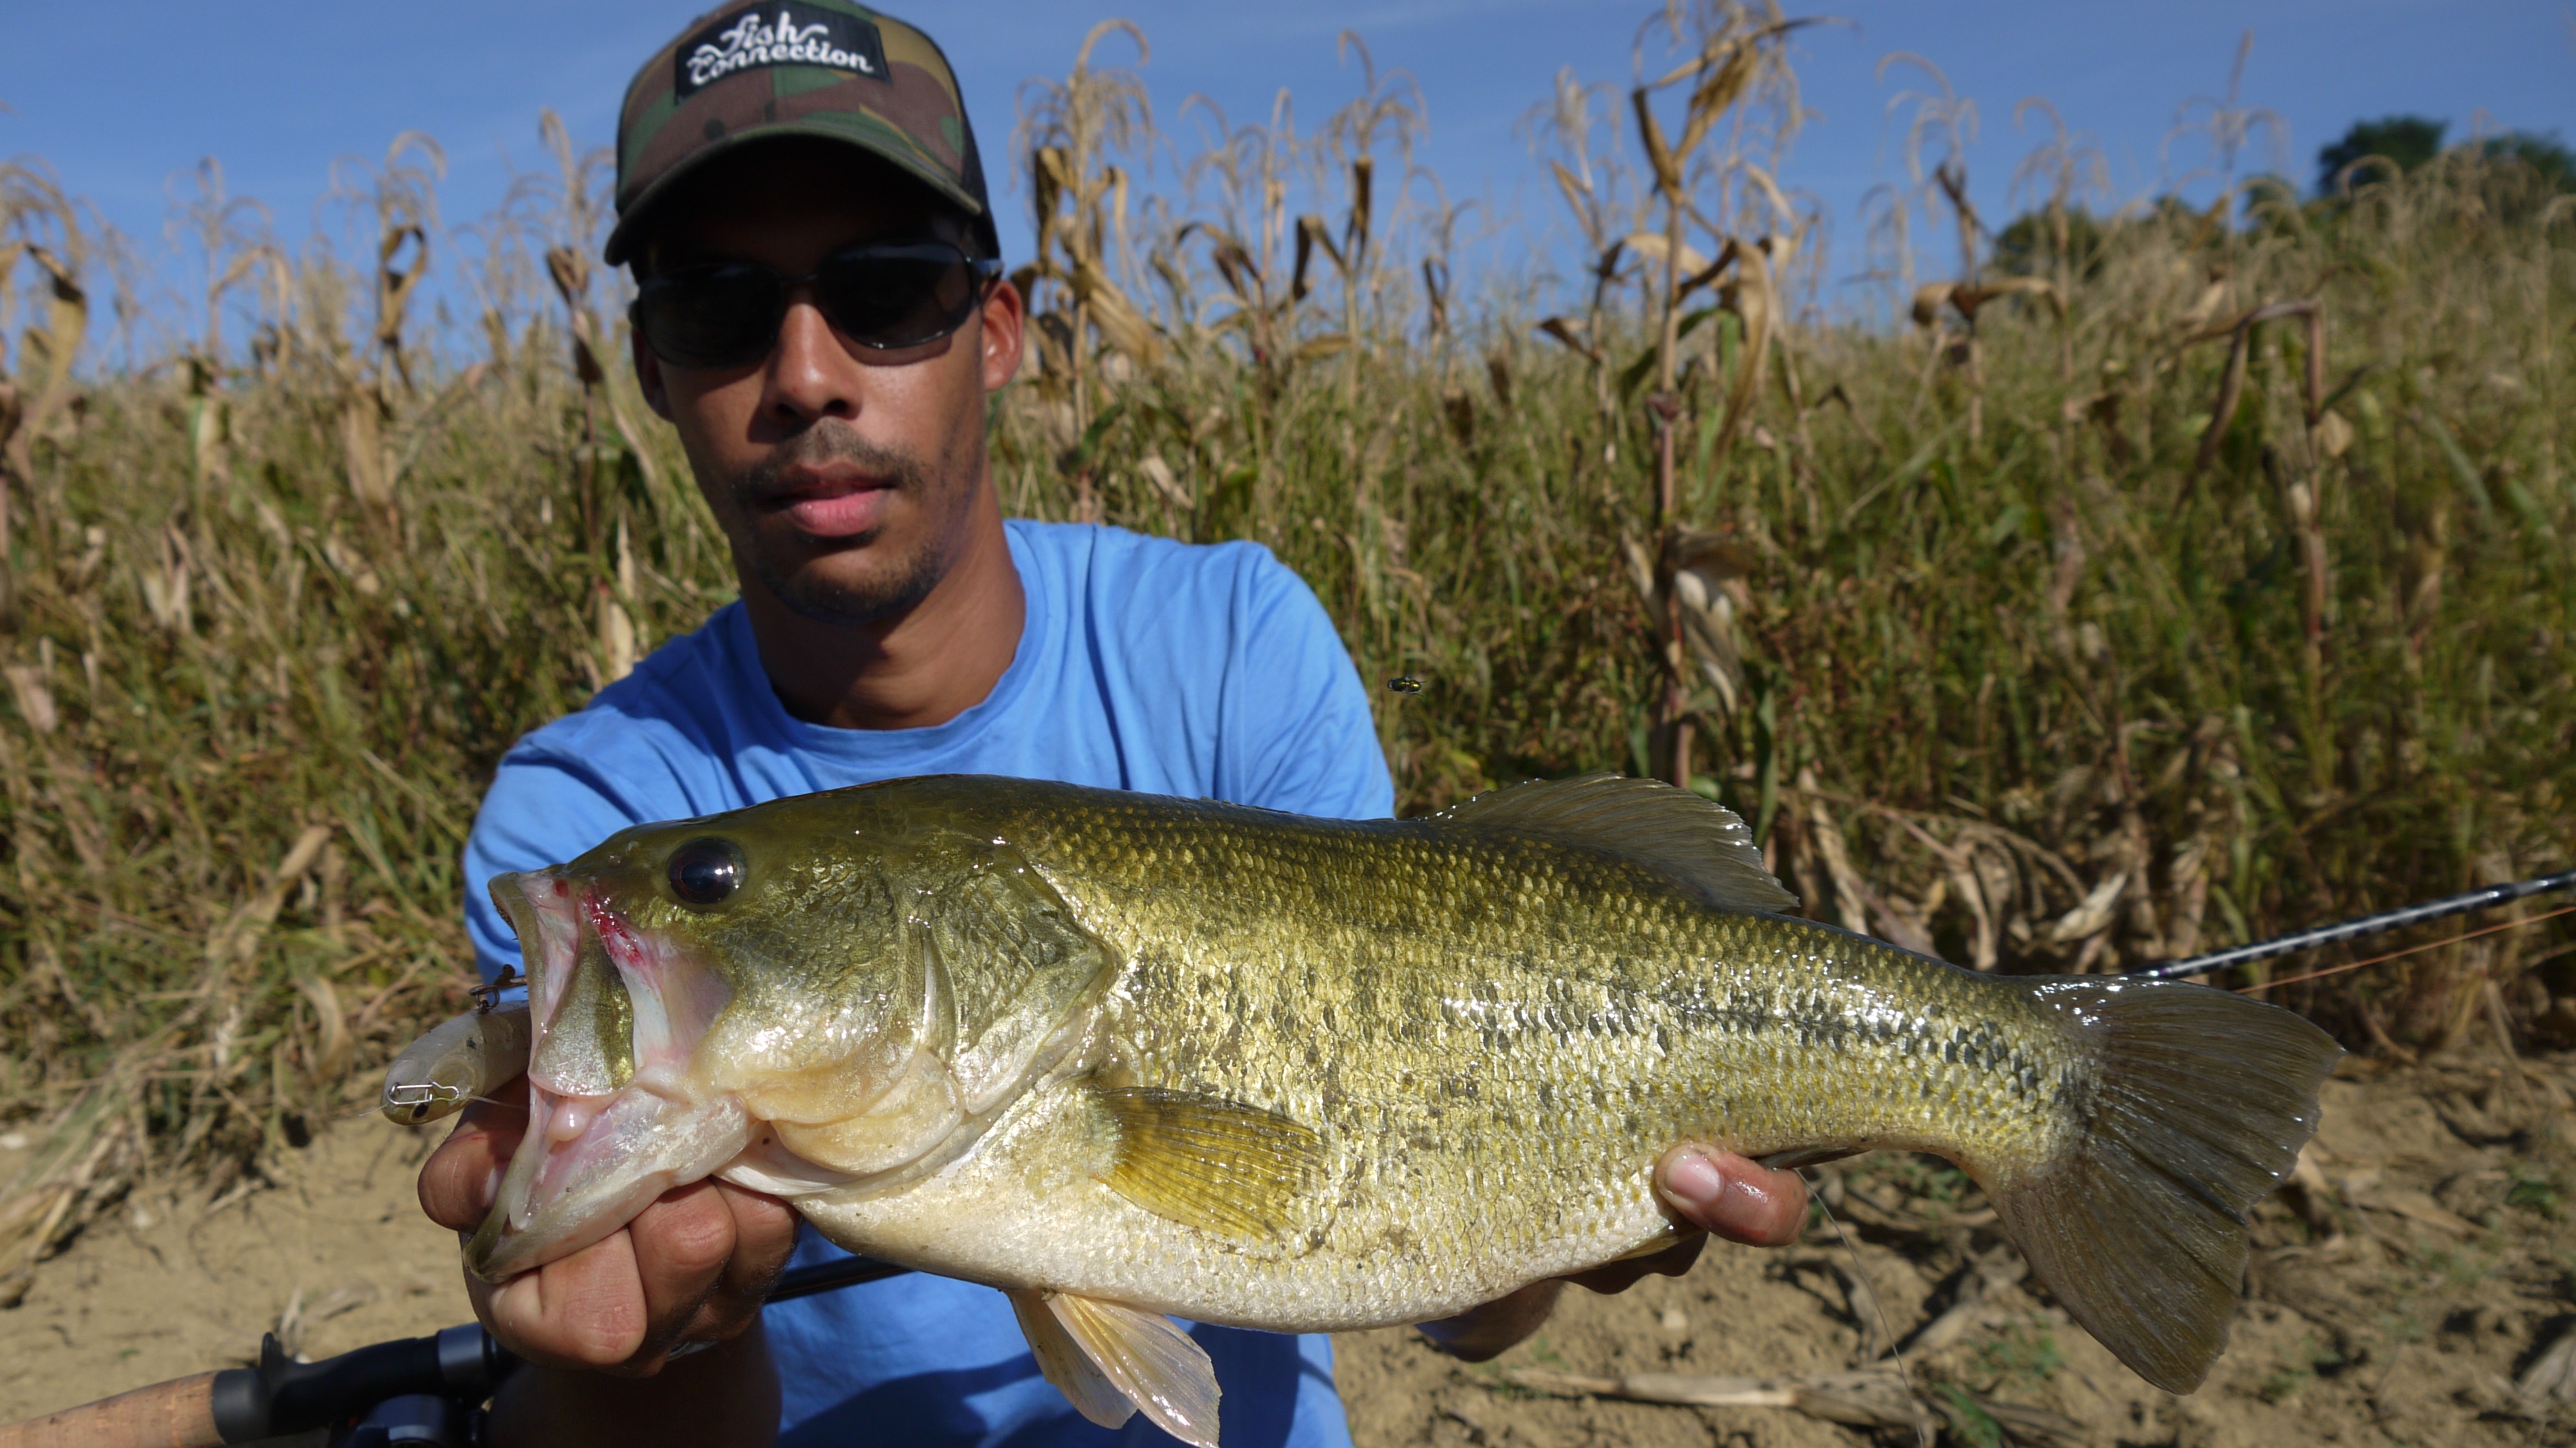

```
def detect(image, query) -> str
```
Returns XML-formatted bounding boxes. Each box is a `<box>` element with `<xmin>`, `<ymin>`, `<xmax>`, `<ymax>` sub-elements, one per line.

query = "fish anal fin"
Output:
<box><xmin>1046</xmin><ymin>1290</ymin><xmax>1221</xmax><ymax>1448</ymax></box>
<box><xmin>1007</xmin><ymin>1288</ymin><xmax>1136</xmax><ymax>1430</ymax></box>
<box><xmin>1757</xmin><ymin>1145</ymin><xmax>1861</xmax><ymax>1172</ymax></box>
<box><xmin>1094</xmin><ymin>1085</ymin><xmax>1324</xmax><ymax>1242</ymax></box>
<box><xmin>1432</xmin><ymin>772</ymin><xmax>1798</xmax><ymax>914</ymax></box>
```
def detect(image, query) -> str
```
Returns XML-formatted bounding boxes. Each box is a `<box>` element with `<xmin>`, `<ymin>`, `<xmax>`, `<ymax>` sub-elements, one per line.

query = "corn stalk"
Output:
<box><xmin>1625</xmin><ymin>0</ymin><xmax>1804</xmax><ymax>787</ymax></box>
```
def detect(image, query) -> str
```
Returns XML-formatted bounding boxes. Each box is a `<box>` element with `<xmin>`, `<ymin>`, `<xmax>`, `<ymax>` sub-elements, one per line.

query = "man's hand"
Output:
<box><xmin>1415</xmin><ymin>1144</ymin><xmax>1808</xmax><ymax>1362</ymax></box>
<box><xmin>417</xmin><ymin>1076</ymin><xmax>800</xmax><ymax>1375</ymax></box>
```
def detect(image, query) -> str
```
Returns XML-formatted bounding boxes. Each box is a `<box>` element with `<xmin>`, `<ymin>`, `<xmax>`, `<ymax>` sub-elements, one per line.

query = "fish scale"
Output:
<box><xmin>1041</xmin><ymin>803</ymin><xmax>2074</xmax><ymax>1271</ymax></box>
<box><xmin>466</xmin><ymin>772</ymin><xmax>2340</xmax><ymax>1443</ymax></box>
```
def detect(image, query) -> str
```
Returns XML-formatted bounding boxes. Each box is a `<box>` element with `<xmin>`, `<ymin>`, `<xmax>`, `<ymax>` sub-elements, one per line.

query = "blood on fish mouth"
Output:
<box><xmin>470</xmin><ymin>869</ymin><xmax>753</xmax><ymax>1281</ymax></box>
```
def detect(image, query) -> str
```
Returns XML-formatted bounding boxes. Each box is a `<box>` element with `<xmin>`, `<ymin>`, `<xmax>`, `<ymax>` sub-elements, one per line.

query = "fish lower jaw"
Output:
<box><xmin>466</xmin><ymin>1080</ymin><xmax>751</xmax><ymax>1283</ymax></box>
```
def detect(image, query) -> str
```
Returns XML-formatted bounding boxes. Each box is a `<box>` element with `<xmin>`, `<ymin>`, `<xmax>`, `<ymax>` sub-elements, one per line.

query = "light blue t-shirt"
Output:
<box><xmin>460</xmin><ymin>519</ymin><xmax>1395</xmax><ymax>1448</ymax></box>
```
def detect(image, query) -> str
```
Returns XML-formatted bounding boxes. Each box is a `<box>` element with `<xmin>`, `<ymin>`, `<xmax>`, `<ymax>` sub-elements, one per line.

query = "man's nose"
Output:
<box><xmin>761</xmin><ymin>291</ymin><xmax>861</xmax><ymax>424</ymax></box>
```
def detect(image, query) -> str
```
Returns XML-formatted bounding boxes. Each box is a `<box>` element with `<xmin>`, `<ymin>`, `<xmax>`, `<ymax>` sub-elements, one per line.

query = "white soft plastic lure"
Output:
<box><xmin>381</xmin><ymin>1002</ymin><xmax>531</xmax><ymax>1125</ymax></box>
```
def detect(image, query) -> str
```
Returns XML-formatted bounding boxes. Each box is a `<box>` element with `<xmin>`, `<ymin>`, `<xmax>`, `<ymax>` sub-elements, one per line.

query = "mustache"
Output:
<box><xmin>731</xmin><ymin>424</ymin><xmax>930</xmax><ymax>505</ymax></box>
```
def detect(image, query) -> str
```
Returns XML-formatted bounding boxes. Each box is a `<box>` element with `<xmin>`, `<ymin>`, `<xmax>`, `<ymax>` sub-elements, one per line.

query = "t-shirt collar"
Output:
<box><xmin>721</xmin><ymin>520</ymin><xmax>1051</xmax><ymax>765</ymax></box>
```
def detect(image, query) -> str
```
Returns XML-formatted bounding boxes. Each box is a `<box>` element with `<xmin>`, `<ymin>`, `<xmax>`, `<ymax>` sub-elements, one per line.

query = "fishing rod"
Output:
<box><xmin>2123</xmin><ymin>867</ymin><xmax>2576</xmax><ymax>983</ymax></box>
<box><xmin>0</xmin><ymin>1253</ymin><xmax>913</xmax><ymax>1448</ymax></box>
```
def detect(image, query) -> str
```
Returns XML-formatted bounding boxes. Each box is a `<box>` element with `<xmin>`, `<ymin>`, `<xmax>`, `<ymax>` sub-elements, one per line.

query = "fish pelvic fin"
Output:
<box><xmin>1431</xmin><ymin>772</ymin><xmax>1797</xmax><ymax>914</ymax></box>
<box><xmin>1008</xmin><ymin>1288</ymin><xmax>1135</xmax><ymax>1431</ymax></box>
<box><xmin>1994</xmin><ymin>978</ymin><xmax>2340</xmax><ymax>1394</ymax></box>
<box><xmin>1009</xmin><ymin>1288</ymin><xmax>1220</xmax><ymax>1448</ymax></box>
<box><xmin>1093</xmin><ymin>1085</ymin><xmax>1325</xmax><ymax>1242</ymax></box>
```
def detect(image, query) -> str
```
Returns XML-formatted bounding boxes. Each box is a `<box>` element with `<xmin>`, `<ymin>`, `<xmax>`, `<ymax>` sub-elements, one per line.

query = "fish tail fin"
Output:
<box><xmin>1991</xmin><ymin>978</ymin><xmax>2340</xmax><ymax>1393</ymax></box>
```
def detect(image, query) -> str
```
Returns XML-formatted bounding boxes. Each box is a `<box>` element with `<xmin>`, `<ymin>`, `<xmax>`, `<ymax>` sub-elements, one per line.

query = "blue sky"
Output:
<box><xmin>3</xmin><ymin>1</ymin><xmax>2569</xmax><ymax>336</ymax></box>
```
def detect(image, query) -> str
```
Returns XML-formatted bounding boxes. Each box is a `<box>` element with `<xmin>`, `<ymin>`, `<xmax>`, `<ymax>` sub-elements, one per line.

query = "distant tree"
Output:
<box><xmin>1990</xmin><ymin>206</ymin><xmax>2110</xmax><ymax>280</ymax></box>
<box><xmin>2239</xmin><ymin>173</ymin><xmax>2306</xmax><ymax>235</ymax></box>
<box><xmin>2477</xmin><ymin>130</ymin><xmax>2576</xmax><ymax>192</ymax></box>
<box><xmin>2316</xmin><ymin>115</ymin><xmax>2446</xmax><ymax>194</ymax></box>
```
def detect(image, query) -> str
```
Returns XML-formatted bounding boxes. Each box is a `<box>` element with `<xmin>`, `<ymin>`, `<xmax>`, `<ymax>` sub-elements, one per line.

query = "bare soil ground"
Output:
<box><xmin>5</xmin><ymin>1052</ymin><xmax>2571</xmax><ymax>1447</ymax></box>
<box><xmin>0</xmin><ymin>1119</ymin><xmax>465</xmax><ymax>1421</ymax></box>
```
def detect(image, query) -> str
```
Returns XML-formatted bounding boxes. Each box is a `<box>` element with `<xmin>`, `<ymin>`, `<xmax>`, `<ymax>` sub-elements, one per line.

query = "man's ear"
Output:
<box><xmin>634</xmin><ymin>328</ymin><xmax>675</xmax><ymax>421</ymax></box>
<box><xmin>978</xmin><ymin>276</ymin><xmax>1026</xmax><ymax>394</ymax></box>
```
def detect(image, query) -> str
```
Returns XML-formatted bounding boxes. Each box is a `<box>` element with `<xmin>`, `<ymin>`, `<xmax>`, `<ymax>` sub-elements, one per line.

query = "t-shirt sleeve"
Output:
<box><xmin>1222</xmin><ymin>549</ymin><xmax>1397</xmax><ymax>821</ymax></box>
<box><xmin>460</xmin><ymin>742</ymin><xmax>657</xmax><ymax>983</ymax></box>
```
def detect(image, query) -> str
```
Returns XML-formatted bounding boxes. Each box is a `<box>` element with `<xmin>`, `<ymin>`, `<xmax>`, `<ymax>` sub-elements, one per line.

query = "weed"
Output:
<box><xmin>1933</xmin><ymin>1383</ymin><xmax>2005</xmax><ymax>1448</ymax></box>
<box><xmin>2256</xmin><ymin>1333</ymin><xmax>2346</xmax><ymax>1403</ymax></box>
<box><xmin>2508</xmin><ymin>1163</ymin><xmax>2564</xmax><ymax>1220</ymax></box>
<box><xmin>2416</xmin><ymin>1243</ymin><xmax>2498</xmax><ymax>1291</ymax></box>
<box><xmin>1968</xmin><ymin>1322</ymin><xmax>2065</xmax><ymax>1391</ymax></box>
<box><xmin>1884</xmin><ymin>1154</ymin><xmax>1976</xmax><ymax>1212</ymax></box>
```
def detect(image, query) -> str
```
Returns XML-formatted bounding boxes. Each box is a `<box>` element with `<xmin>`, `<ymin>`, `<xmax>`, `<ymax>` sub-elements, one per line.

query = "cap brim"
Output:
<box><xmin>603</xmin><ymin>120</ymin><xmax>992</xmax><ymax>267</ymax></box>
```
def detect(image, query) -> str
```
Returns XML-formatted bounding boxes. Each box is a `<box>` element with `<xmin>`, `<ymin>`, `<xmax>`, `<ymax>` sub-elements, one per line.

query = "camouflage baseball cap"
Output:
<box><xmin>605</xmin><ymin>1</ymin><xmax>999</xmax><ymax>266</ymax></box>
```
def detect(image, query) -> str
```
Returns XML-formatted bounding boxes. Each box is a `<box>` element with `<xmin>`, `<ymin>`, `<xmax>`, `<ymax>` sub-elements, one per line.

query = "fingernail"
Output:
<box><xmin>1660</xmin><ymin>1148</ymin><xmax>1726</xmax><ymax>1209</ymax></box>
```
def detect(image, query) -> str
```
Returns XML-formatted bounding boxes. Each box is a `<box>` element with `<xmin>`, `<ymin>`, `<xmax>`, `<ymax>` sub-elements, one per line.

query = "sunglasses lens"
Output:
<box><xmin>634</xmin><ymin>266</ymin><xmax>784</xmax><ymax>370</ymax></box>
<box><xmin>635</xmin><ymin>247</ymin><xmax>986</xmax><ymax>367</ymax></box>
<box><xmin>817</xmin><ymin>251</ymin><xmax>978</xmax><ymax>350</ymax></box>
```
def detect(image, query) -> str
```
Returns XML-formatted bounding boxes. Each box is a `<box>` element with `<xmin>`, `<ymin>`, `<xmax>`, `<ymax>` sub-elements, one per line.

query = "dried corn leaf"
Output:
<box><xmin>2045</xmin><ymin>872</ymin><xmax>2126</xmax><ymax>945</ymax></box>
<box><xmin>1503</xmin><ymin>1362</ymin><xmax>1949</xmax><ymax>1437</ymax></box>
<box><xmin>1537</xmin><ymin>316</ymin><xmax>1600</xmax><ymax>363</ymax></box>
<box><xmin>3</xmin><ymin>663</ymin><xmax>56</xmax><ymax>734</ymax></box>
<box><xmin>1623</xmin><ymin>231</ymin><xmax>1711</xmax><ymax>279</ymax></box>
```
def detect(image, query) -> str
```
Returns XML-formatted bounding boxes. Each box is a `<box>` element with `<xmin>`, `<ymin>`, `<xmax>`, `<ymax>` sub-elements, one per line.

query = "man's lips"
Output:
<box><xmin>759</xmin><ymin>470</ymin><xmax>896</xmax><ymax>540</ymax></box>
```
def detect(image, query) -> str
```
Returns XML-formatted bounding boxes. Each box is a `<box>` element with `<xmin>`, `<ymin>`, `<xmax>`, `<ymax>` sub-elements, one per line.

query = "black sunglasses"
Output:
<box><xmin>631</xmin><ymin>240</ymin><xmax>1004</xmax><ymax>370</ymax></box>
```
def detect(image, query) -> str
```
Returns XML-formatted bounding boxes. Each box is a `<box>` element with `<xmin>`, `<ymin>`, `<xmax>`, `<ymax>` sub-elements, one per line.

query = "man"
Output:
<box><xmin>417</xmin><ymin>5</ymin><xmax>1809</xmax><ymax>1444</ymax></box>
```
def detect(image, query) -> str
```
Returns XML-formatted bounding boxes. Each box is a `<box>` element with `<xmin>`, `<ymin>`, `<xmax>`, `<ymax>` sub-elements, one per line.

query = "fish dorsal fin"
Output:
<box><xmin>1009</xmin><ymin>1288</ymin><xmax>1220</xmax><ymax>1447</ymax></box>
<box><xmin>1092</xmin><ymin>1086</ymin><xmax>1324</xmax><ymax>1243</ymax></box>
<box><xmin>1432</xmin><ymin>772</ymin><xmax>1799</xmax><ymax>914</ymax></box>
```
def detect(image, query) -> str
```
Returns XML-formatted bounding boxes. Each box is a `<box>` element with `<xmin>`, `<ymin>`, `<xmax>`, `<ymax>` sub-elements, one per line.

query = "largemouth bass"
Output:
<box><xmin>466</xmin><ymin>773</ymin><xmax>2336</xmax><ymax>1445</ymax></box>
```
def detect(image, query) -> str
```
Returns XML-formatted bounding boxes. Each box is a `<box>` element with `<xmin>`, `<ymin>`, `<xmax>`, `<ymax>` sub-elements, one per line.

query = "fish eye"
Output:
<box><xmin>667</xmin><ymin>837</ymin><xmax>744</xmax><ymax>908</ymax></box>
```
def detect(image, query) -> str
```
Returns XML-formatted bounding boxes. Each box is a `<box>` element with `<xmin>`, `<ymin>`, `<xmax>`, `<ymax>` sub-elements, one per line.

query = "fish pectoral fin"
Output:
<box><xmin>1092</xmin><ymin>1085</ymin><xmax>1325</xmax><ymax>1241</ymax></box>
<box><xmin>1011</xmin><ymin>1288</ymin><xmax>1221</xmax><ymax>1448</ymax></box>
<box><xmin>1007</xmin><ymin>1288</ymin><xmax>1137</xmax><ymax>1431</ymax></box>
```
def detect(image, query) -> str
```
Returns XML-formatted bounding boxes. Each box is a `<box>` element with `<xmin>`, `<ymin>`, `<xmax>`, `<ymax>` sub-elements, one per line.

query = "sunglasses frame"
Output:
<box><xmin>630</xmin><ymin>239</ymin><xmax>1006</xmax><ymax>370</ymax></box>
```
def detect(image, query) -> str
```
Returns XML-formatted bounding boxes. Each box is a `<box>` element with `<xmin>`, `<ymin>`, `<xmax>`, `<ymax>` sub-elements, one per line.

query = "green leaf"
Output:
<box><xmin>1062</xmin><ymin>400</ymin><xmax>1131</xmax><ymax>474</ymax></box>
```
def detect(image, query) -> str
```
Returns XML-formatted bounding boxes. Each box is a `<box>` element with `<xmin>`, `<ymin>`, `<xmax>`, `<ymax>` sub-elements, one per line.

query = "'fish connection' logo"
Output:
<box><xmin>676</xmin><ymin>6</ymin><xmax>889</xmax><ymax>98</ymax></box>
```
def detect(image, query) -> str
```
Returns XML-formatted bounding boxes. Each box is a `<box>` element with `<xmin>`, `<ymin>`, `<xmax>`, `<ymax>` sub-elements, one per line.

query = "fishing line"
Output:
<box><xmin>2230</xmin><ymin>904</ymin><xmax>2576</xmax><ymax>994</ymax></box>
<box><xmin>1800</xmin><ymin>1168</ymin><xmax>1931</xmax><ymax>1447</ymax></box>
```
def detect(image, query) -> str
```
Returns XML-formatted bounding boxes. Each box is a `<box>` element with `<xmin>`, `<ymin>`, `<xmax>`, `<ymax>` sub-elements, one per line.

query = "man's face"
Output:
<box><xmin>633</xmin><ymin>140</ymin><xmax>1024</xmax><ymax>625</ymax></box>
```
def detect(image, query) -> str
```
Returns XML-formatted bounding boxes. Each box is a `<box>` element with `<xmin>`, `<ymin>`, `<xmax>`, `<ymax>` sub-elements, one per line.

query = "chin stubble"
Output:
<box><xmin>728</xmin><ymin>425</ymin><xmax>958</xmax><ymax>626</ymax></box>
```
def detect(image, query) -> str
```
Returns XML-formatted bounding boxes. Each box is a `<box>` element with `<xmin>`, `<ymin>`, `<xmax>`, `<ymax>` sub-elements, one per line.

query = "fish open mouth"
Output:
<box><xmin>466</xmin><ymin>868</ymin><xmax>752</xmax><ymax>1282</ymax></box>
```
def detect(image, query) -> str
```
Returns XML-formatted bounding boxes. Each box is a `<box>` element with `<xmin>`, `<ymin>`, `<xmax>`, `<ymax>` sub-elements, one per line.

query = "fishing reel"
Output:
<box><xmin>213</xmin><ymin>1324</ymin><xmax>513</xmax><ymax>1448</ymax></box>
<box><xmin>330</xmin><ymin>1393</ymin><xmax>477</xmax><ymax>1448</ymax></box>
